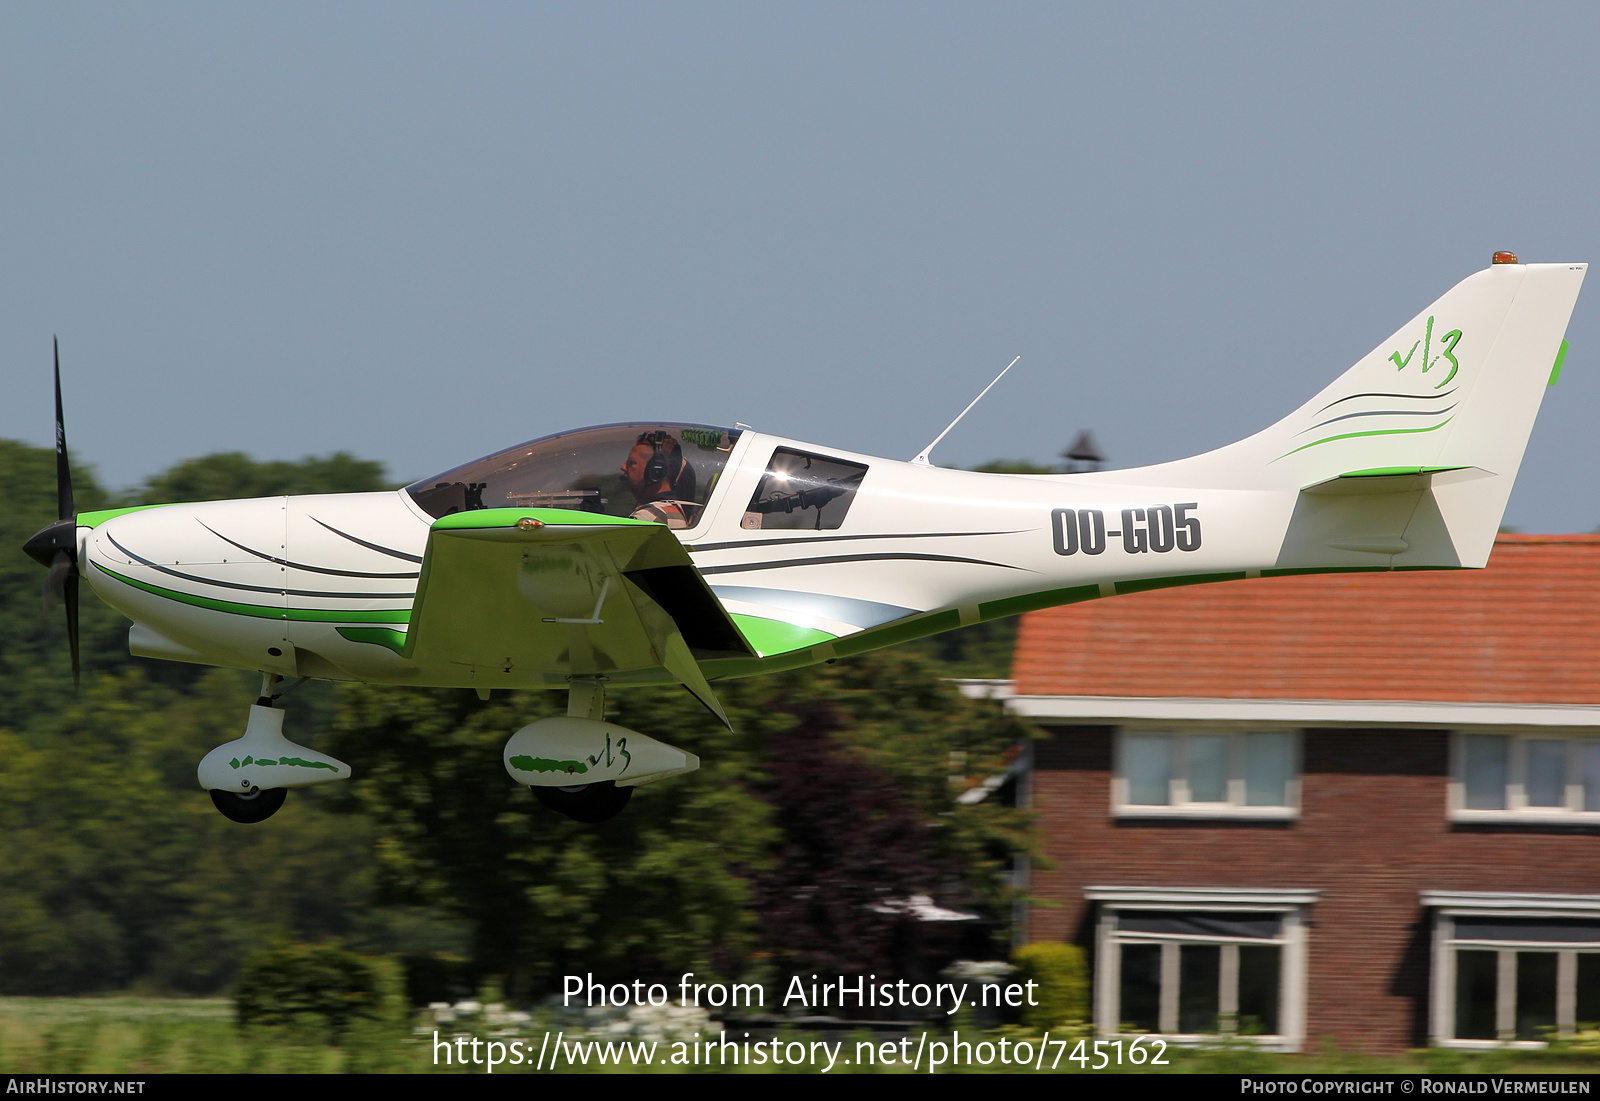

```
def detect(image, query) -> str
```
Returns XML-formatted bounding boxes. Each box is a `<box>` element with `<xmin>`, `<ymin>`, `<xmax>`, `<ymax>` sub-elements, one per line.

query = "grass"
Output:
<box><xmin>0</xmin><ymin>997</ymin><xmax>399</xmax><ymax>1074</ymax></box>
<box><xmin>5</xmin><ymin>998</ymin><xmax>1600</xmax><ymax>1074</ymax></box>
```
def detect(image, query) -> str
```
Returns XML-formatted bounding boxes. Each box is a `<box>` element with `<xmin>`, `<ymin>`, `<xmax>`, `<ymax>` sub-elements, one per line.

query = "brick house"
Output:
<box><xmin>1005</xmin><ymin>534</ymin><xmax>1600</xmax><ymax>1053</ymax></box>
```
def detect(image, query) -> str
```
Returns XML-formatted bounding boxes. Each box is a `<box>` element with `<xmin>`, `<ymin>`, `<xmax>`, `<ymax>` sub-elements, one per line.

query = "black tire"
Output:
<box><xmin>210</xmin><ymin>786</ymin><xmax>288</xmax><ymax>824</ymax></box>
<box><xmin>531</xmin><ymin>781</ymin><xmax>633</xmax><ymax>823</ymax></box>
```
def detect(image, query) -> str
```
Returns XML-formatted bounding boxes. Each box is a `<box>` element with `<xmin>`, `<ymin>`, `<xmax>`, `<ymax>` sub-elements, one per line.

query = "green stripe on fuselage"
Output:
<box><xmin>729</xmin><ymin>614</ymin><xmax>837</xmax><ymax>657</ymax></box>
<box><xmin>336</xmin><ymin>626</ymin><xmax>410</xmax><ymax>654</ymax></box>
<box><xmin>431</xmin><ymin>507</ymin><xmax>654</xmax><ymax>531</ymax></box>
<box><xmin>77</xmin><ymin>504</ymin><xmax>172</xmax><ymax>528</ymax></box>
<box><xmin>91</xmin><ymin>563</ymin><xmax>412</xmax><ymax>623</ymax></box>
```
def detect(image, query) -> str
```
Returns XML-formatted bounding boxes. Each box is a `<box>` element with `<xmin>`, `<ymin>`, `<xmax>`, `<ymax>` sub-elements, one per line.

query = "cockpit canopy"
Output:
<box><xmin>406</xmin><ymin>422</ymin><xmax>742</xmax><ymax>525</ymax></box>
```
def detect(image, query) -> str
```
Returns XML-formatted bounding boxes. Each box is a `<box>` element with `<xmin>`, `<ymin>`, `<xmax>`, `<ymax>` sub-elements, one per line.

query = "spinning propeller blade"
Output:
<box><xmin>23</xmin><ymin>337</ymin><xmax>82</xmax><ymax>688</ymax></box>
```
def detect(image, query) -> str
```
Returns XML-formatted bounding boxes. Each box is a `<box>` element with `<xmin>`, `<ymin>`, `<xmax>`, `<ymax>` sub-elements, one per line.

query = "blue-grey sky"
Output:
<box><xmin>3</xmin><ymin>3</ymin><xmax>1598</xmax><ymax>530</ymax></box>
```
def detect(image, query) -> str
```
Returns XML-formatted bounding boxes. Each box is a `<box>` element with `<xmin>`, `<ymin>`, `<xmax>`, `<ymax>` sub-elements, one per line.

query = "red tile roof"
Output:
<box><xmin>1010</xmin><ymin>534</ymin><xmax>1600</xmax><ymax>705</ymax></box>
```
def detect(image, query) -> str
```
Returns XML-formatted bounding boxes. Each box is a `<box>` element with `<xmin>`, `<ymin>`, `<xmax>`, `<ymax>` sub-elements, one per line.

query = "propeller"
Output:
<box><xmin>23</xmin><ymin>338</ymin><xmax>81</xmax><ymax>688</ymax></box>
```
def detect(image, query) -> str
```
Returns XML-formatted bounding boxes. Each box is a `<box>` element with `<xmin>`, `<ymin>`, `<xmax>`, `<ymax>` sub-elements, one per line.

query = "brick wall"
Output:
<box><xmin>1029</xmin><ymin>725</ymin><xmax>1600</xmax><ymax>1052</ymax></box>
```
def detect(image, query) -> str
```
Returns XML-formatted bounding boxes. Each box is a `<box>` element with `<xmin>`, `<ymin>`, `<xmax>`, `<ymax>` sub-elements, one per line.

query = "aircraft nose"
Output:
<box><xmin>24</xmin><ymin>516</ymin><xmax>78</xmax><ymax>569</ymax></box>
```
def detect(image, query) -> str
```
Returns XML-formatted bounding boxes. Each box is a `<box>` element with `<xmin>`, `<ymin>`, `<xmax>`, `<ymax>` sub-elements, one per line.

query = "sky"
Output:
<box><xmin>3</xmin><ymin>3</ymin><xmax>1599</xmax><ymax>530</ymax></box>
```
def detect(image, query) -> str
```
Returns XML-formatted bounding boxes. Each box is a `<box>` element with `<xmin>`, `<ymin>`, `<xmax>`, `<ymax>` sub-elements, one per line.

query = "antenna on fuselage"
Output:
<box><xmin>909</xmin><ymin>355</ymin><xmax>1021</xmax><ymax>467</ymax></box>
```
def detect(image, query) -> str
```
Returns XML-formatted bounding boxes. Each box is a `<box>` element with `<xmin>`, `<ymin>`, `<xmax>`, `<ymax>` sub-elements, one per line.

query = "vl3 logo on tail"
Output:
<box><xmin>1276</xmin><ymin>315</ymin><xmax>1468</xmax><ymax>461</ymax></box>
<box><xmin>1388</xmin><ymin>315</ymin><xmax>1462</xmax><ymax>389</ymax></box>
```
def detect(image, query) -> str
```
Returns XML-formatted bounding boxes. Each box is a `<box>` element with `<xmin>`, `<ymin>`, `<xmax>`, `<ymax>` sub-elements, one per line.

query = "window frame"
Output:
<box><xmin>739</xmin><ymin>446</ymin><xmax>869</xmax><ymax>532</ymax></box>
<box><xmin>1425</xmin><ymin>892</ymin><xmax>1600</xmax><ymax>1048</ymax></box>
<box><xmin>1448</xmin><ymin>730</ymin><xmax>1600</xmax><ymax>824</ymax></box>
<box><xmin>1111</xmin><ymin>726</ymin><xmax>1301</xmax><ymax>820</ymax></box>
<box><xmin>403</xmin><ymin>422</ymin><xmax>752</xmax><ymax>540</ymax></box>
<box><xmin>1088</xmin><ymin>887</ymin><xmax>1315</xmax><ymax>1053</ymax></box>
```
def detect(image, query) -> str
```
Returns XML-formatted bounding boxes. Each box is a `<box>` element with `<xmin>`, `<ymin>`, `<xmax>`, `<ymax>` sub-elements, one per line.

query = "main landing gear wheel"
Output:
<box><xmin>210</xmin><ymin>787</ymin><xmax>288</xmax><ymax>824</ymax></box>
<box><xmin>532</xmin><ymin>781</ymin><xmax>633</xmax><ymax>823</ymax></box>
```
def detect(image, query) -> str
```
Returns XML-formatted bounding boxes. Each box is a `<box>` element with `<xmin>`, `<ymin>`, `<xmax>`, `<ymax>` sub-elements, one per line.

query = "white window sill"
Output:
<box><xmin>1450</xmin><ymin>809</ymin><xmax>1600</xmax><ymax>825</ymax></box>
<box><xmin>1433</xmin><ymin>1039</ymin><xmax>1548</xmax><ymax>1051</ymax></box>
<box><xmin>1107</xmin><ymin>1032</ymin><xmax>1294</xmax><ymax>1052</ymax></box>
<box><xmin>1115</xmin><ymin>805</ymin><xmax>1298</xmax><ymax>821</ymax></box>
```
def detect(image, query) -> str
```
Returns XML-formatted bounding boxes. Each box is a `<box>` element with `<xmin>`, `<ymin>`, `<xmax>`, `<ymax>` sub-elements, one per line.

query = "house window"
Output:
<box><xmin>1427</xmin><ymin>893</ymin><xmax>1600</xmax><ymax>1047</ymax></box>
<box><xmin>1088</xmin><ymin>888</ymin><xmax>1315</xmax><ymax>1052</ymax></box>
<box><xmin>1114</xmin><ymin>730</ymin><xmax>1298</xmax><ymax>818</ymax></box>
<box><xmin>1451</xmin><ymin>733</ymin><xmax>1600</xmax><ymax>822</ymax></box>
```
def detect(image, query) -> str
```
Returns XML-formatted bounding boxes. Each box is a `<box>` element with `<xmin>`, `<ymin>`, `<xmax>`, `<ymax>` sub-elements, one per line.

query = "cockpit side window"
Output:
<box><xmin>406</xmin><ymin>423</ymin><xmax>741</xmax><ymax>524</ymax></box>
<box><xmin>741</xmin><ymin>448</ymin><xmax>868</xmax><ymax>531</ymax></box>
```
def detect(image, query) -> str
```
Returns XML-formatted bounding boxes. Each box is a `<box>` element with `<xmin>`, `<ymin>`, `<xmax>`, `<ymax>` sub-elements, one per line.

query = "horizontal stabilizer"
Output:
<box><xmin>1301</xmin><ymin>466</ymin><xmax>1483</xmax><ymax>496</ymax></box>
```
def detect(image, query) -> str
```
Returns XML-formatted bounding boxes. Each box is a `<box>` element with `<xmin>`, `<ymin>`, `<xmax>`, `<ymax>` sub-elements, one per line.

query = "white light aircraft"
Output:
<box><xmin>24</xmin><ymin>255</ymin><xmax>1586</xmax><ymax>823</ymax></box>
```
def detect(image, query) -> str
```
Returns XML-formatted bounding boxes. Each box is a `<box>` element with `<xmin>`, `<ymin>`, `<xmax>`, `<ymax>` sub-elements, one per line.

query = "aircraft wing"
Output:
<box><xmin>400</xmin><ymin>508</ymin><xmax>751</xmax><ymax>724</ymax></box>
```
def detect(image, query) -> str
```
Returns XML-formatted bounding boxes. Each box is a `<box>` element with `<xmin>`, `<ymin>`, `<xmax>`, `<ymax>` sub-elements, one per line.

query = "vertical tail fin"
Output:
<box><xmin>1094</xmin><ymin>261</ymin><xmax>1586</xmax><ymax>567</ymax></box>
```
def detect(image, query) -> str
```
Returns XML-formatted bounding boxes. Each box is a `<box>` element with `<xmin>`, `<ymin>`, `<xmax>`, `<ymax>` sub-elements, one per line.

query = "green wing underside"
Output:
<box><xmin>400</xmin><ymin>509</ymin><xmax>750</xmax><ymax>720</ymax></box>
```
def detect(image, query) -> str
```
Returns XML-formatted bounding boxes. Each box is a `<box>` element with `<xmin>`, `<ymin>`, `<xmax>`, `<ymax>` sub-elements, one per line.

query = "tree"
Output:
<box><xmin>0</xmin><ymin>442</ymin><xmax>426</xmax><ymax>995</ymax></box>
<box><xmin>0</xmin><ymin>440</ymin><xmax>122</xmax><ymax>731</ymax></box>
<box><xmin>134</xmin><ymin>451</ymin><xmax>390</xmax><ymax>504</ymax></box>
<box><xmin>751</xmin><ymin>695</ymin><xmax>953</xmax><ymax>976</ymax></box>
<box><xmin>748</xmin><ymin>652</ymin><xmax>1031</xmax><ymax>977</ymax></box>
<box><xmin>328</xmin><ymin>649</ymin><xmax>1030</xmax><ymax>995</ymax></box>
<box><xmin>970</xmin><ymin>459</ymin><xmax>1059</xmax><ymax>475</ymax></box>
<box><xmin>0</xmin><ymin>666</ymin><xmax>395</xmax><ymax>994</ymax></box>
<box><xmin>328</xmin><ymin>683</ymin><xmax>776</xmax><ymax>995</ymax></box>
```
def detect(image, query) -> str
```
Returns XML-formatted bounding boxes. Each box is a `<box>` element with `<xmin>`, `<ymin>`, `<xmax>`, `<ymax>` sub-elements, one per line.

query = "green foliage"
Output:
<box><xmin>329</xmin><ymin>648</ymin><xmax>1032</xmax><ymax>993</ymax></box>
<box><xmin>896</xmin><ymin>619</ymin><xmax>1018</xmax><ymax>679</ymax></box>
<box><xmin>0</xmin><ymin>667</ymin><xmax>413</xmax><ymax>995</ymax></box>
<box><xmin>233</xmin><ymin>945</ymin><xmax>398</xmax><ymax>1037</ymax></box>
<box><xmin>1012</xmin><ymin>942</ymin><xmax>1088</xmax><ymax>1030</ymax></box>
<box><xmin>0</xmin><ymin>441</ymin><xmax>431</xmax><ymax>996</ymax></box>
<box><xmin>768</xmin><ymin>649</ymin><xmax>1034</xmax><ymax>936</ymax></box>
<box><xmin>132</xmin><ymin>451</ymin><xmax>390</xmax><ymax>504</ymax></box>
<box><xmin>0</xmin><ymin>440</ymin><xmax>395</xmax><ymax>727</ymax></box>
<box><xmin>0</xmin><ymin>441</ymin><xmax>122</xmax><ymax>730</ymax></box>
<box><xmin>328</xmin><ymin>683</ymin><xmax>779</xmax><ymax>994</ymax></box>
<box><xmin>970</xmin><ymin>460</ymin><xmax>1060</xmax><ymax>475</ymax></box>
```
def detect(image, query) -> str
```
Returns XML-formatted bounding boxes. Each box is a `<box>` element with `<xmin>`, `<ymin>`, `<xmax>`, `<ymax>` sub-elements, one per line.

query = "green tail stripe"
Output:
<box><xmin>1549</xmin><ymin>339</ymin><xmax>1570</xmax><ymax>386</ymax></box>
<box><xmin>1277</xmin><ymin>416</ymin><xmax>1454</xmax><ymax>460</ymax></box>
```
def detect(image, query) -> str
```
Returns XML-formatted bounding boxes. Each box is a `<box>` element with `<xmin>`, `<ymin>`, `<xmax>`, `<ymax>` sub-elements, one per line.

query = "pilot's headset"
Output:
<box><xmin>636</xmin><ymin>430</ymin><xmax>685</xmax><ymax>488</ymax></box>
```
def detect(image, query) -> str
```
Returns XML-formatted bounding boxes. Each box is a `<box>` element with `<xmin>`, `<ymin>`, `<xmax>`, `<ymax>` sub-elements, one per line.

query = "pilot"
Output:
<box><xmin>621</xmin><ymin>431</ymin><xmax>696</xmax><ymax>528</ymax></box>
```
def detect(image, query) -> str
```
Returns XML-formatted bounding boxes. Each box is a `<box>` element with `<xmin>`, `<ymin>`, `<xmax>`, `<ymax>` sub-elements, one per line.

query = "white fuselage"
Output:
<box><xmin>81</xmin><ymin>428</ymin><xmax>1290</xmax><ymax>690</ymax></box>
